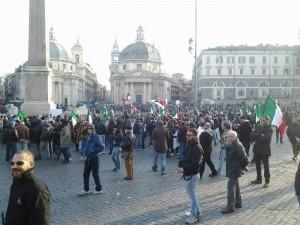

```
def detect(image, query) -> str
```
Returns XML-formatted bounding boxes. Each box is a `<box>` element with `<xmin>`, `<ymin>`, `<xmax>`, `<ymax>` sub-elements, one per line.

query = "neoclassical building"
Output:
<box><xmin>110</xmin><ymin>26</ymin><xmax>175</xmax><ymax>105</ymax></box>
<box><xmin>5</xmin><ymin>28</ymin><xmax>106</xmax><ymax>107</ymax></box>
<box><xmin>195</xmin><ymin>45</ymin><xmax>300</xmax><ymax>104</ymax></box>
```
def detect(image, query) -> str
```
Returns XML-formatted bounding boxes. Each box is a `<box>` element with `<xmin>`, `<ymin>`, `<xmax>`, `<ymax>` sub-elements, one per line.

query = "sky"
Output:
<box><xmin>1</xmin><ymin>0</ymin><xmax>300</xmax><ymax>89</ymax></box>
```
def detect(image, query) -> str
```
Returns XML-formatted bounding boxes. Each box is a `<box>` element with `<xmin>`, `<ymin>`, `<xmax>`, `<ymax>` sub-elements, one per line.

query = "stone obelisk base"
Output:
<box><xmin>21</xmin><ymin>66</ymin><xmax>55</xmax><ymax>115</ymax></box>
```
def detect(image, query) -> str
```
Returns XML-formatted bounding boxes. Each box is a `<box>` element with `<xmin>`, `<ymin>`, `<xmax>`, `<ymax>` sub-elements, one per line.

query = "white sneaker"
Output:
<box><xmin>92</xmin><ymin>190</ymin><xmax>103</xmax><ymax>195</ymax></box>
<box><xmin>185</xmin><ymin>216</ymin><xmax>200</xmax><ymax>224</ymax></box>
<box><xmin>78</xmin><ymin>190</ymin><xmax>90</xmax><ymax>196</ymax></box>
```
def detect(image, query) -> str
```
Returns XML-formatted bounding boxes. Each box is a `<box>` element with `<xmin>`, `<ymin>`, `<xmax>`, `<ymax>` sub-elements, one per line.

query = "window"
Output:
<box><xmin>216</xmin><ymin>56</ymin><xmax>223</xmax><ymax>64</ymax></box>
<box><xmin>70</xmin><ymin>65</ymin><xmax>73</xmax><ymax>70</ymax></box>
<box><xmin>227</xmin><ymin>56</ymin><xmax>231</xmax><ymax>64</ymax></box>
<box><xmin>206</xmin><ymin>68</ymin><xmax>210</xmax><ymax>75</ymax></box>
<box><xmin>262</xmin><ymin>68</ymin><xmax>266</xmax><ymax>75</ymax></box>
<box><xmin>228</xmin><ymin>68</ymin><xmax>233</xmax><ymax>75</ymax></box>
<box><xmin>284</xmin><ymin>68</ymin><xmax>289</xmax><ymax>75</ymax></box>
<box><xmin>75</xmin><ymin>55</ymin><xmax>80</xmax><ymax>63</ymax></box>
<box><xmin>63</xmin><ymin>64</ymin><xmax>66</xmax><ymax>69</ymax></box>
<box><xmin>217</xmin><ymin>68</ymin><xmax>222</xmax><ymax>75</ymax></box>
<box><xmin>285</xmin><ymin>56</ymin><xmax>289</xmax><ymax>64</ymax></box>
<box><xmin>137</xmin><ymin>64</ymin><xmax>142</xmax><ymax>69</ymax></box>
<box><xmin>251</xmin><ymin>68</ymin><xmax>255</xmax><ymax>75</ymax></box>
<box><xmin>250</xmin><ymin>56</ymin><xmax>255</xmax><ymax>64</ymax></box>
<box><xmin>274</xmin><ymin>56</ymin><xmax>278</xmax><ymax>64</ymax></box>
<box><xmin>123</xmin><ymin>65</ymin><xmax>127</xmax><ymax>71</ymax></box>
<box><xmin>238</xmin><ymin>56</ymin><xmax>245</xmax><ymax>64</ymax></box>
<box><xmin>274</xmin><ymin>68</ymin><xmax>277</xmax><ymax>75</ymax></box>
<box><xmin>206</xmin><ymin>56</ymin><xmax>210</xmax><ymax>64</ymax></box>
<box><xmin>262</xmin><ymin>56</ymin><xmax>267</xmax><ymax>64</ymax></box>
<box><xmin>240</xmin><ymin>68</ymin><xmax>244</xmax><ymax>75</ymax></box>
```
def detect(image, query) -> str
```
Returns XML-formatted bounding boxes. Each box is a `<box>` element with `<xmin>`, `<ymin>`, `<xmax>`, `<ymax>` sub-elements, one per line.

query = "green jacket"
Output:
<box><xmin>60</xmin><ymin>126</ymin><xmax>71</xmax><ymax>148</ymax></box>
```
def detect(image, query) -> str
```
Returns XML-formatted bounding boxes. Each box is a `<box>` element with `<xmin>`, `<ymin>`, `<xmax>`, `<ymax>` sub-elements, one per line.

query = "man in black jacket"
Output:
<box><xmin>2</xmin><ymin>122</ymin><xmax>18</xmax><ymax>162</ymax></box>
<box><xmin>178</xmin><ymin>128</ymin><xmax>203</xmax><ymax>224</ymax></box>
<box><xmin>199</xmin><ymin>122</ymin><xmax>218</xmax><ymax>178</ymax></box>
<box><xmin>221</xmin><ymin>130</ymin><xmax>248</xmax><ymax>214</ymax></box>
<box><xmin>5</xmin><ymin>150</ymin><xmax>50</xmax><ymax>225</ymax></box>
<box><xmin>250</xmin><ymin>116</ymin><xmax>273</xmax><ymax>188</ymax></box>
<box><xmin>236</xmin><ymin>116</ymin><xmax>252</xmax><ymax>156</ymax></box>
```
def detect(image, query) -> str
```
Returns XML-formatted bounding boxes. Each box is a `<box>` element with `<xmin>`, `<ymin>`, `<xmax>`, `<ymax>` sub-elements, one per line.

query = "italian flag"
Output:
<box><xmin>263</xmin><ymin>96</ymin><xmax>286</xmax><ymax>135</ymax></box>
<box><xmin>71</xmin><ymin>112</ymin><xmax>79</xmax><ymax>127</ymax></box>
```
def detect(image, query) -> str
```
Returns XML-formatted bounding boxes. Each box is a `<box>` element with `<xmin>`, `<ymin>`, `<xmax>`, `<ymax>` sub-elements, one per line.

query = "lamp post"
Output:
<box><xmin>188</xmin><ymin>0</ymin><xmax>199</xmax><ymax>109</ymax></box>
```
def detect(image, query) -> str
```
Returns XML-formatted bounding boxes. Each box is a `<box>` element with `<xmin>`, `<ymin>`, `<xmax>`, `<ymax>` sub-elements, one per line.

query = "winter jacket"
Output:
<box><xmin>226</xmin><ymin>140</ymin><xmax>249</xmax><ymax>178</ymax></box>
<box><xmin>2</xmin><ymin>127</ymin><xmax>18</xmax><ymax>144</ymax></box>
<box><xmin>29</xmin><ymin>125</ymin><xmax>42</xmax><ymax>144</ymax></box>
<box><xmin>94</xmin><ymin>121</ymin><xmax>107</xmax><ymax>135</ymax></box>
<box><xmin>199</xmin><ymin>129</ymin><xmax>213</xmax><ymax>154</ymax></box>
<box><xmin>133</xmin><ymin>122</ymin><xmax>143</xmax><ymax>135</ymax></box>
<box><xmin>15</xmin><ymin>124</ymin><xmax>29</xmax><ymax>140</ymax></box>
<box><xmin>177</xmin><ymin>126</ymin><xmax>187</xmax><ymax>143</ymax></box>
<box><xmin>251</xmin><ymin>125</ymin><xmax>273</xmax><ymax>156</ymax></box>
<box><xmin>81</xmin><ymin>133</ymin><xmax>105</xmax><ymax>158</ymax></box>
<box><xmin>178</xmin><ymin>139</ymin><xmax>203</xmax><ymax>176</ymax></box>
<box><xmin>60</xmin><ymin>126</ymin><xmax>71</xmax><ymax>148</ymax></box>
<box><xmin>152</xmin><ymin>122</ymin><xmax>170</xmax><ymax>153</ymax></box>
<box><xmin>5</xmin><ymin>170</ymin><xmax>50</xmax><ymax>225</ymax></box>
<box><xmin>122</xmin><ymin>132</ymin><xmax>133</xmax><ymax>152</ymax></box>
<box><xmin>237</xmin><ymin>120</ymin><xmax>252</xmax><ymax>143</ymax></box>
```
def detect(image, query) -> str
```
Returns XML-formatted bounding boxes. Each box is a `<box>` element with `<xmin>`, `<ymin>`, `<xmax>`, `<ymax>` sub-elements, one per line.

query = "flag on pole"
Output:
<box><xmin>18</xmin><ymin>110</ymin><xmax>26</xmax><ymax>121</ymax></box>
<box><xmin>255</xmin><ymin>104</ymin><xmax>263</xmax><ymax>122</ymax></box>
<box><xmin>262</xmin><ymin>96</ymin><xmax>286</xmax><ymax>135</ymax></box>
<box><xmin>87</xmin><ymin>110</ymin><xmax>93</xmax><ymax>124</ymax></box>
<box><xmin>71</xmin><ymin>112</ymin><xmax>79</xmax><ymax>127</ymax></box>
<box><xmin>172</xmin><ymin>107</ymin><xmax>178</xmax><ymax>119</ymax></box>
<box><xmin>150</xmin><ymin>100</ymin><xmax>165</xmax><ymax>115</ymax></box>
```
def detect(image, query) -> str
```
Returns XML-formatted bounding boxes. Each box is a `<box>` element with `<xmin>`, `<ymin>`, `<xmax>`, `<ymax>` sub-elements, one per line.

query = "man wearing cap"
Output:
<box><xmin>79</xmin><ymin>124</ymin><xmax>105</xmax><ymax>195</ymax></box>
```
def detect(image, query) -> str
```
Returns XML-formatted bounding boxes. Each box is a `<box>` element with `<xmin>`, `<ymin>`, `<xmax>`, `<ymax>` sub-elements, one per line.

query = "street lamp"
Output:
<box><xmin>188</xmin><ymin>0</ymin><xmax>198</xmax><ymax>109</ymax></box>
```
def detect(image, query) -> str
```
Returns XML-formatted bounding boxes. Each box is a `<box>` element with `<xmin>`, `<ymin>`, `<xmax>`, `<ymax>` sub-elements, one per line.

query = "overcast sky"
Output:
<box><xmin>1</xmin><ymin>0</ymin><xmax>300</xmax><ymax>88</ymax></box>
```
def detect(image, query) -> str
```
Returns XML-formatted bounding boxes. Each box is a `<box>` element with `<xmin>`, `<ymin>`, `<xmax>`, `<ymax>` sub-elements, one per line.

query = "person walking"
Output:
<box><xmin>133</xmin><ymin>118</ymin><xmax>143</xmax><ymax>150</ymax></box>
<box><xmin>250</xmin><ymin>116</ymin><xmax>273</xmax><ymax>188</ymax></box>
<box><xmin>112</xmin><ymin>128</ymin><xmax>123</xmax><ymax>172</ymax></box>
<box><xmin>122</xmin><ymin>126</ymin><xmax>134</xmax><ymax>180</ymax></box>
<box><xmin>79</xmin><ymin>124</ymin><xmax>105</xmax><ymax>195</ymax></box>
<box><xmin>152</xmin><ymin>120</ymin><xmax>170</xmax><ymax>175</ymax></box>
<box><xmin>199</xmin><ymin>122</ymin><xmax>218</xmax><ymax>178</ymax></box>
<box><xmin>60</xmin><ymin>119</ymin><xmax>72</xmax><ymax>163</ymax></box>
<box><xmin>5</xmin><ymin>150</ymin><xmax>50</xmax><ymax>225</ymax></box>
<box><xmin>221</xmin><ymin>130</ymin><xmax>249</xmax><ymax>214</ymax></box>
<box><xmin>178</xmin><ymin>128</ymin><xmax>203</xmax><ymax>224</ymax></box>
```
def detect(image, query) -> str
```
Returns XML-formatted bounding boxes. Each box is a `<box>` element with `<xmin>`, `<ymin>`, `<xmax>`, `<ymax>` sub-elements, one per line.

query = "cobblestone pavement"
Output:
<box><xmin>0</xmin><ymin>133</ymin><xmax>300</xmax><ymax>225</ymax></box>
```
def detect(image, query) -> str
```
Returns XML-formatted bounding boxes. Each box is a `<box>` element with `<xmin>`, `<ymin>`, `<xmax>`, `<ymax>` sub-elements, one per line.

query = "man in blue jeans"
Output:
<box><xmin>152</xmin><ymin>120</ymin><xmax>170</xmax><ymax>175</ymax></box>
<box><xmin>178</xmin><ymin>128</ymin><xmax>203</xmax><ymax>224</ymax></box>
<box><xmin>79</xmin><ymin>124</ymin><xmax>105</xmax><ymax>195</ymax></box>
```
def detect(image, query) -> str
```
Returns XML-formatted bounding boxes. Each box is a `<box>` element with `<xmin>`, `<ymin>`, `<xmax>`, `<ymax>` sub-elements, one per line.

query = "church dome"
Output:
<box><xmin>119</xmin><ymin>42</ymin><xmax>161</xmax><ymax>62</ymax></box>
<box><xmin>49</xmin><ymin>40</ymin><xmax>71</xmax><ymax>61</ymax></box>
<box><xmin>48</xmin><ymin>27</ymin><xmax>71</xmax><ymax>61</ymax></box>
<box><xmin>118</xmin><ymin>26</ymin><xmax>161</xmax><ymax>63</ymax></box>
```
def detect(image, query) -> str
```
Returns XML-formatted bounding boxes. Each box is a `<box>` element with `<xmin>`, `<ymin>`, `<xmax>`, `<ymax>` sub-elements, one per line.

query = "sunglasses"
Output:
<box><xmin>10</xmin><ymin>161</ymin><xmax>26</xmax><ymax>166</ymax></box>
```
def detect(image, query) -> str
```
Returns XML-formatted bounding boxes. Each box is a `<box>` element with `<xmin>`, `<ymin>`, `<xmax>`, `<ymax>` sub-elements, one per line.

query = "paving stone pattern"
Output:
<box><xmin>0</xmin><ymin>133</ymin><xmax>299</xmax><ymax>225</ymax></box>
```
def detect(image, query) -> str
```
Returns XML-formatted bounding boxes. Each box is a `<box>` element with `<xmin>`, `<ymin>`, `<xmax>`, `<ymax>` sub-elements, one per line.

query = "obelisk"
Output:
<box><xmin>21</xmin><ymin>0</ymin><xmax>54</xmax><ymax>115</ymax></box>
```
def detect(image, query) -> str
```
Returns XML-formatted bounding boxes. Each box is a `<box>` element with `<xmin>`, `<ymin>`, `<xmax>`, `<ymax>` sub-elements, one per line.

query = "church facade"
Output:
<box><xmin>110</xmin><ymin>26</ymin><xmax>175</xmax><ymax>105</ymax></box>
<box><xmin>5</xmin><ymin>28</ymin><xmax>106</xmax><ymax>107</ymax></box>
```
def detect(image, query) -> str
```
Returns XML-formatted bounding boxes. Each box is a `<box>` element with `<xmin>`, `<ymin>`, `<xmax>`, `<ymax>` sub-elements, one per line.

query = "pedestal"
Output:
<box><xmin>21</xmin><ymin>66</ymin><xmax>55</xmax><ymax>115</ymax></box>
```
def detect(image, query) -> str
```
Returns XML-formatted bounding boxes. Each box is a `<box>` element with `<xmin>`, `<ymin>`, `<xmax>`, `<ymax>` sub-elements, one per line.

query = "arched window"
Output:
<box><xmin>258</xmin><ymin>81</ymin><xmax>269</xmax><ymax>98</ymax></box>
<box><xmin>280</xmin><ymin>81</ymin><xmax>292</xmax><ymax>97</ymax></box>
<box><xmin>235</xmin><ymin>81</ymin><xmax>247</xmax><ymax>99</ymax></box>
<box><xmin>212</xmin><ymin>81</ymin><xmax>225</xmax><ymax>100</ymax></box>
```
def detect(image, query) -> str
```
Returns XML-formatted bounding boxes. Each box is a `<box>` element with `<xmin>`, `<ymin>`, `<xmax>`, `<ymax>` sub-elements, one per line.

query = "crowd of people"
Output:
<box><xmin>1</xmin><ymin>102</ymin><xmax>300</xmax><ymax>224</ymax></box>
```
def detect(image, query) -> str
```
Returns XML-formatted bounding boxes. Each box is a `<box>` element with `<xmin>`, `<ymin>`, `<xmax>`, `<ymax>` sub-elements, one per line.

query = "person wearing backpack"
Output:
<box><xmin>221</xmin><ymin>130</ymin><xmax>249</xmax><ymax>214</ymax></box>
<box><xmin>177</xmin><ymin>128</ymin><xmax>203</xmax><ymax>224</ymax></box>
